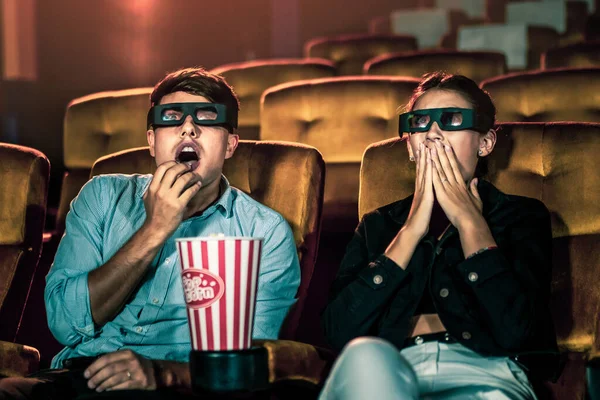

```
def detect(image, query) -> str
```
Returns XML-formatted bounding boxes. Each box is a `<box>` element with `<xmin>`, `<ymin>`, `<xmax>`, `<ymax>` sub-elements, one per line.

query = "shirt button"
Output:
<box><xmin>373</xmin><ymin>275</ymin><xmax>383</xmax><ymax>285</ymax></box>
<box><xmin>136</xmin><ymin>326</ymin><xmax>143</xmax><ymax>333</ymax></box>
<box><xmin>152</xmin><ymin>298</ymin><xmax>159</xmax><ymax>305</ymax></box>
<box><xmin>165</xmin><ymin>257</ymin><xmax>170</xmax><ymax>264</ymax></box>
<box><xmin>462</xmin><ymin>331</ymin><xmax>472</xmax><ymax>340</ymax></box>
<box><xmin>414</xmin><ymin>336</ymin><xmax>424</xmax><ymax>345</ymax></box>
<box><xmin>436</xmin><ymin>247</ymin><xmax>442</xmax><ymax>255</ymax></box>
<box><xmin>468</xmin><ymin>272</ymin><xmax>479</xmax><ymax>282</ymax></box>
<box><xmin>439</xmin><ymin>288</ymin><xmax>449</xmax><ymax>298</ymax></box>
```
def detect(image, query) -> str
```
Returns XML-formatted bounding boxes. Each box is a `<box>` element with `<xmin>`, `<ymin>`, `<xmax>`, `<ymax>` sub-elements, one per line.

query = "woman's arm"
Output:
<box><xmin>456</xmin><ymin>198</ymin><xmax>553</xmax><ymax>350</ymax></box>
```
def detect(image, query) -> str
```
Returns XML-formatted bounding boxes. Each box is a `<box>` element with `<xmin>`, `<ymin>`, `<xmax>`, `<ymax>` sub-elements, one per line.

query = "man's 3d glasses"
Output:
<box><xmin>147</xmin><ymin>102</ymin><xmax>238</xmax><ymax>133</ymax></box>
<box><xmin>399</xmin><ymin>108</ymin><xmax>490</xmax><ymax>136</ymax></box>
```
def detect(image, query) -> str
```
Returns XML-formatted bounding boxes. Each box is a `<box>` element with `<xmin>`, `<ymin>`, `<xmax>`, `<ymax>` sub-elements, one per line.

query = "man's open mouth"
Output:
<box><xmin>175</xmin><ymin>143</ymin><xmax>200</xmax><ymax>170</ymax></box>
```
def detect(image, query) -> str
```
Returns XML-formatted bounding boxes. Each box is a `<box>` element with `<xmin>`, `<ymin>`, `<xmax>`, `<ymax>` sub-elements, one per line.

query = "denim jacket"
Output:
<box><xmin>322</xmin><ymin>180</ymin><xmax>560</xmax><ymax>381</ymax></box>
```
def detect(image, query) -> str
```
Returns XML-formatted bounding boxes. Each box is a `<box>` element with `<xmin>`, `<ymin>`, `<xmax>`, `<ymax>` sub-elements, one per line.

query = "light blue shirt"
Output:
<box><xmin>45</xmin><ymin>174</ymin><xmax>300</xmax><ymax>368</ymax></box>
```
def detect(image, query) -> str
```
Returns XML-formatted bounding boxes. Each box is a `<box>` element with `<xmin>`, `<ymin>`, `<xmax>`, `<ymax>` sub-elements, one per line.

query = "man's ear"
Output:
<box><xmin>479</xmin><ymin>128</ymin><xmax>497</xmax><ymax>157</ymax></box>
<box><xmin>225</xmin><ymin>133</ymin><xmax>239</xmax><ymax>159</ymax></box>
<box><xmin>147</xmin><ymin>128</ymin><xmax>156</xmax><ymax>157</ymax></box>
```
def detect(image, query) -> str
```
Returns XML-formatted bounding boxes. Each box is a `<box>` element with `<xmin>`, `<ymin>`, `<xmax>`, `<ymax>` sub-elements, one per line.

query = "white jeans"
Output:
<box><xmin>319</xmin><ymin>337</ymin><xmax>537</xmax><ymax>400</ymax></box>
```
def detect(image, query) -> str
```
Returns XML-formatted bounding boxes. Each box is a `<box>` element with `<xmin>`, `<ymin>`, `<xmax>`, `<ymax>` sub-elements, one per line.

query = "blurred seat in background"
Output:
<box><xmin>454</xmin><ymin>24</ymin><xmax>559</xmax><ymax>70</ymax></box>
<box><xmin>360</xmin><ymin>122</ymin><xmax>600</xmax><ymax>400</ymax></box>
<box><xmin>364</xmin><ymin>50</ymin><xmax>506</xmax><ymax>83</ymax></box>
<box><xmin>56</xmin><ymin>88</ymin><xmax>152</xmax><ymax>238</ymax></box>
<box><xmin>304</xmin><ymin>34</ymin><xmax>417</xmax><ymax>76</ymax></box>
<box><xmin>541</xmin><ymin>41</ymin><xmax>600</xmax><ymax>69</ymax></box>
<box><xmin>0</xmin><ymin>143</ymin><xmax>50</xmax><ymax>377</ymax></box>
<box><xmin>210</xmin><ymin>59</ymin><xmax>337</xmax><ymax>141</ymax></box>
<box><xmin>480</xmin><ymin>68</ymin><xmax>600</xmax><ymax>123</ymax></box>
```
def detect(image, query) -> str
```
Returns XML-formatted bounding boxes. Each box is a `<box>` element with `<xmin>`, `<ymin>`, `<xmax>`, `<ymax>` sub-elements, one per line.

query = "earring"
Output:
<box><xmin>409</xmin><ymin>155</ymin><xmax>415</xmax><ymax>162</ymax></box>
<box><xmin>478</xmin><ymin>149</ymin><xmax>483</xmax><ymax>156</ymax></box>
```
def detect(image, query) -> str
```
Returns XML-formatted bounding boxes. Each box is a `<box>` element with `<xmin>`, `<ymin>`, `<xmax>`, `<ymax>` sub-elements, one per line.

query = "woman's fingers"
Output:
<box><xmin>441</xmin><ymin>143</ymin><xmax>465</xmax><ymax>185</ymax></box>
<box><xmin>429</xmin><ymin>144</ymin><xmax>448</xmax><ymax>185</ymax></box>
<box><xmin>434</xmin><ymin>141</ymin><xmax>456</xmax><ymax>184</ymax></box>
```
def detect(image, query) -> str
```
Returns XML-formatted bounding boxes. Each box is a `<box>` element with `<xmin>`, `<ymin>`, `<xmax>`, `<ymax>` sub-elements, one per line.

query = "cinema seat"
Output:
<box><xmin>57</xmin><ymin>88</ymin><xmax>153</xmax><ymax>236</ymax></box>
<box><xmin>210</xmin><ymin>59</ymin><xmax>336</xmax><ymax>140</ymax></box>
<box><xmin>542</xmin><ymin>41</ymin><xmax>600</xmax><ymax>69</ymax></box>
<box><xmin>480</xmin><ymin>68</ymin><xmax>600</xmax><ymax>123</ymax></box>
<box><xmin>260</xmin><ymin>76</ymin><xmax>419</xmax><ymax>235</ymax></box>
<box><xmin>360</xmin><ymin>122</ymin><xmax>600</xmax><ymax>399</ymax></box>
<box><xmin>364</xmin><ymin>50</ymin><xmax>506</xmax><ymax>83</ymax></box>
<box><xmin>0</xmin><ymin>144</ymin><xmax>50</xmax><ymax>377</ymax></box>
<box><xmin>304</xmin><ymin>34</ymin><xmax>417</xmax><ymax>76</ymax></box>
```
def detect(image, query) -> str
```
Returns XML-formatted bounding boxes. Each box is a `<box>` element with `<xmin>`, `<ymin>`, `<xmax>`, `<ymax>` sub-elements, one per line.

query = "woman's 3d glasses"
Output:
<box><xmin>147</xmin><ymin>102</ymin><xmax>238</xmax><ymax>133</ymax></box>
<box><xmin>399</xmin><ymin>108</ymin><xmax>489</xmax><ymax>136</ymax></box>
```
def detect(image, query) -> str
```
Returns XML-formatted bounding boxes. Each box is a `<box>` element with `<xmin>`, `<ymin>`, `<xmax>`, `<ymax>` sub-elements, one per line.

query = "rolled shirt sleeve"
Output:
<box><xmin>45</xmin><ymin>177</ymin><xmax>108</xmax><ymax>346</ymax></box>
<box><xmin>251</xmin><ymin>216</ymin><xmax>301</xmax><ymax>339</ymax></box>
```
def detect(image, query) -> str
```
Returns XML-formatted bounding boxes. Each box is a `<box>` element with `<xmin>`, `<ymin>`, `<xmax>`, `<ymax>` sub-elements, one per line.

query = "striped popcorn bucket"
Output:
<box><xmin>176</xmin><ymin>237</ymin><xmax>263</xmax><ymax>351</ymax></box>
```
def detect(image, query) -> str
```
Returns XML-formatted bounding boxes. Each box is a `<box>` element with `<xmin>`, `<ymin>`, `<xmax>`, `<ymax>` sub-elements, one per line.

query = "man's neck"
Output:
<box><xmin>183</xmin><ymin>177</ymin><xmax>223</xmax><ymax>220</ymax></box>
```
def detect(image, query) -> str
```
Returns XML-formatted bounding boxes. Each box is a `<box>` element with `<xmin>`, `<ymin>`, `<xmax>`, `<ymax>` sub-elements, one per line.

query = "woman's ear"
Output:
<box><xmin>478</xmin><ymin>128</ymin><xmax>497</xmax><ymax>157</ymax></box>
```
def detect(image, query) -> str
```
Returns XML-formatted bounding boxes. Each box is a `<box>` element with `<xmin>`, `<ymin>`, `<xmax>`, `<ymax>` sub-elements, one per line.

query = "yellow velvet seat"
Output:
<box><xmin>542</xmin><ymin>41</ymin><xmax>600</xmax><ymax>69</ymax></box>
<box><xmin>480</xmin><ymin>68</ymin><xmax>600</xmax><ymax>123</ymax></box>
<box><xmin>57</xmin><ymin>88</ymin><xmax>153</xmax><ymax>235</ymax></box>
<box><xmin>360</xmin><ymin>122</ymin><xmax>600</xmax><ymax>399</ymax></box>
<box><xmin>304</xmin><ymin>34</ymin><xmax>417</xmax><ymax>76</ymax></box>
<box><xmin>260</xmin><ymin>76</ymin><xmax>420</xmax><ymax>233</ymax></box>
<box><xmin>364</xmin><ymin>50</ymin><xmax>506</xmax><ymax>83</ymax></box>
<box><xmin>90</xmin><ymin>140</ymin><xmax>325</xmax><ymax>342</ymax></box>
<box><xmin>210</xmin><ymin>59</ymin><xmax>337</xmax><ymax>140</ymax></box>
<box><xmin>0</xmin><ymin>143</ymin><xmax>50</xmax><ymax>376</ymax></box>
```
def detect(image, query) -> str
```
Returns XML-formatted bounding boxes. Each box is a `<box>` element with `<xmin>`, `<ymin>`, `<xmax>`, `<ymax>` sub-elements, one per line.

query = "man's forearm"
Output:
<box><xmin>88</xmin><ymin>222</ymin><xmax>167</xmax><ymax>326</ymax></box>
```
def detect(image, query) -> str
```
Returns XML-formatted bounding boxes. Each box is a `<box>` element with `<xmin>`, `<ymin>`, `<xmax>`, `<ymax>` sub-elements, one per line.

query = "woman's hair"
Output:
<box><xmin>407</xmin><ymin>72</ymin><xmax>496</xmax><ymax>177</ymax></box>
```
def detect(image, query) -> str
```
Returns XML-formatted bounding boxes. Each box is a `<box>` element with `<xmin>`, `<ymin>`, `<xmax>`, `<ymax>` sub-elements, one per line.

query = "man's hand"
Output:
<box><xmin>84</xmin><ymin>350</ymin><xmax>157</xmax><ymax>392</ymax></box>
<box><xmin>143</xmin><ymin>161</ymin><xmax>202</xmax><ymax>238</ymax></box>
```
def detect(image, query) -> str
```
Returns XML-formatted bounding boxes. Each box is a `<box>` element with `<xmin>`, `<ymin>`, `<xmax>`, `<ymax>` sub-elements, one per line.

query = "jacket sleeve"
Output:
<box><xmin>321</xmin><ymin>215</ymin><xmax>417</xmax><ymax>351</ymax></box>
<box><xmin>456</xmin><ymin>199</ymin><xmax>553</xmax><ymax>351</ymax></box>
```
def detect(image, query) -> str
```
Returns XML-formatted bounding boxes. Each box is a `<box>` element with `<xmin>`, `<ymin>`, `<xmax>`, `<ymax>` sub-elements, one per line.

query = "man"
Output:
<box><xmin>0</xmin><ymin>67</ymin><xmax>300</xmax><ymax>398</ymax></box>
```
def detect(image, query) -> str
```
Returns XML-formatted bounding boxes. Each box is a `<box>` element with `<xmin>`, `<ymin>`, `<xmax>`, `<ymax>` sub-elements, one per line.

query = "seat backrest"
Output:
<box><xmin>480</xmin><ymin>68</ymin><xmax>600</xmax><ymax>123</ymax></box>
<box><xmin>90</xmin><ymin>141</ymin><xmax>325</xmax><ymax>341</ymax></box>
<box><xmin>261</xmin><ymin>76</ymin><xmax>419</xmax><ymax>229</ymax></box>
<box><xmin>304</xmin><ymin>34</ymin><xmax>417</xmax><ymax>76</ymax></box>
<box><xmin>57</xmin><ymin>88</ymin><xmax>153</xmax><ymax>235</ymax></box>
<box><xmin>0</xmin><ymin>144</ymin><xmax>50</xmax><ymax>342</ymax></box>
<box><xmin>458</xmin><ymin>24</ymin><xmax>559</xmax><ymax>70</ymax></box>
<box><xmin>64</xmin><ymin>88</ymin><xmax>153</xmax><ymax>170</ymax></box>
<box><xmin>210</xmin><ymin>59</ymin><xmax>337</xmax><ymax>140</ymax></box>
<box><xmin>388</xmin><ymin>9</ymin><xmax>450</xmax><ymax>48</ymax></box>
<box><xmin>360</xmin><ymin>122</ymin><xmax>600</xmax><ymax>357</ymax></box>
<box><xmin>364</xmin><ymin>50</ymin><xmax>506</xmax><ymax>83</ymax></box>
<box><xmin>542</xmin><ymin>41</ymin><xmax>600</xmax><ymax>69</ymax></box>
<box><xmin>506</xmin><ymin>1</ymin><xmax>567</xmax><ymax>34</ymax></box>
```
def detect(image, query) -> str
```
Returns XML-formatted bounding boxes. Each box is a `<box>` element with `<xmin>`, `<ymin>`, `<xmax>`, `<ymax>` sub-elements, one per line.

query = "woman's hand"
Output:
<box><xmin>429</xmin><ymin>140</ymin><xmax>483</xmax><ymax>229</ymax></box>
<box><xmin>403</xmin><ymin>142</ymin><xmax>435</xmax><ymax>240</ymax></box>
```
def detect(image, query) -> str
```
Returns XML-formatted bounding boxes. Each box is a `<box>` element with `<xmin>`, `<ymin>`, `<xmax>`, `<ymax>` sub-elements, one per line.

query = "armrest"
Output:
<box><xmin>253</xmin><ymin>340</ymin><xmax>336</xmax><ymax>386</ymax></box>
<box><xmin>0</xmin><ymin>341</ymin><xmax>40</xmax><ymax>377</ymax></box>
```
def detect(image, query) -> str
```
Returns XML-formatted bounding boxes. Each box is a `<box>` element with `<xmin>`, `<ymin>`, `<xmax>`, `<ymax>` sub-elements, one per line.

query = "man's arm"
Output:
<box><xmin>252</xmin><ymin>216</ymin><xmax>301</xmax><ymax>339</ymax></box>
<box><xmin>88</xmin><ymin>162</ymin><xmax>202</xmax><ymax>326</ymax></box>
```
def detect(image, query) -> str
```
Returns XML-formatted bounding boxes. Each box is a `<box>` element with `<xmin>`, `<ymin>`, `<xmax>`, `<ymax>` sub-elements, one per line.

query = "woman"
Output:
<box><xmin>319</xmin><ymin>72</ymin><xmax>560</xmax><ymax>399</ymax></box>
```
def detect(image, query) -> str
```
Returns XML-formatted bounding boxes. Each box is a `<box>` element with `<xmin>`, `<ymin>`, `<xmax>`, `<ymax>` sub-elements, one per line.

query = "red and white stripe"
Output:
<box><xmin>177</xmin><ymin>238</ymin><xmax>262</xmax><ymax>351</ymax></box>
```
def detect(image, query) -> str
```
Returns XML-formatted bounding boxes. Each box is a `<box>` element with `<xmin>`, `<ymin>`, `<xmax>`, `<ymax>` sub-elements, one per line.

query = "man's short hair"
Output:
<box><xmin>150</xmin><ymin>67</ymin><xmax>240</xmax><ymax>128</ymax></box>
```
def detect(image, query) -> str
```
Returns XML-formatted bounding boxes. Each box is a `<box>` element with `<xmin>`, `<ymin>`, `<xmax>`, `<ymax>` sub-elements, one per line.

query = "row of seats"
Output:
<box><xmin>55</xmin><ymin>66</ymin><xmax>600</xmax><ymax>243</ymax></box>
<box><xmin>304</xmin><ymin>34</ymin><xmax>600</xmax><ymax>75</ymax></box>
<box><xmin>2</xmin><ymin>121</ymin><xmax>599</xmax><ymax>398</ymax></box>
